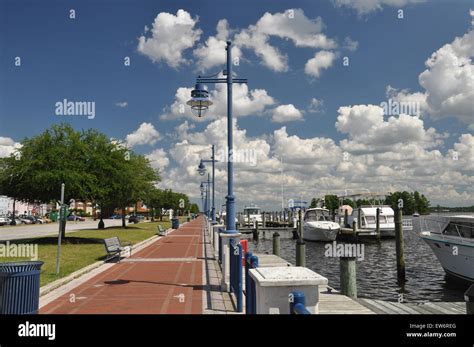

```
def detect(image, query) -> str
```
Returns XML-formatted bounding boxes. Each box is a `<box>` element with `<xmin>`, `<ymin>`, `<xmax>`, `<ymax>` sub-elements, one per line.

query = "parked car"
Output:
<box><xmin>110</xmin><ymin>214</ymin><xmax>123</xmax><ymax>219</ymax></box>
<box><xmin>0</xmin><ymin>216</ymin><xmax>8</xmax><ymax>226</ymax></box>
<box><xmin>19</xmin><ymin>217</ymin><xmax>33</xmax><ymax>224</ymax></box>
<box><xmin>25</xmin><ymin>216</ymin><xmax>38</xmax><ymax>224</ymax></box>
<box><xmin>34</xmin><ymin>217</ymin><xmax>44</xmax><ymax>224</ymax></box>
<box><xmin>67</xmin><ymin>215</ymin><xmax>85</xmax><ymax>221</ymax></box>
<box><xmin>5</xmin><ymin>217</ymin><xmax>23</xmax><ymax>225</ymax></box>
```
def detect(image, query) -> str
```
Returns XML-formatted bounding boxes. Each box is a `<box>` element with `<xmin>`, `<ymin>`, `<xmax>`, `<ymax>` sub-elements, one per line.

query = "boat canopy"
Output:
<box><xmin>304</xmin><ymin>208</ymin><xmax>330</xmax><ymax>222</ymax></box>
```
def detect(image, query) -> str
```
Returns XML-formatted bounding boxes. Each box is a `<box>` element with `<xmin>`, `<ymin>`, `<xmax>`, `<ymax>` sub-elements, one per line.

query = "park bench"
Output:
<box><xmin>103</xmin><ymin>237</ymin><xmax>132</xmax><ymax>262</ymax></box>
<box><xmin>157</xmin><ymin>225</ymin><xmax>167</xmax><ymax>236</ymax></box>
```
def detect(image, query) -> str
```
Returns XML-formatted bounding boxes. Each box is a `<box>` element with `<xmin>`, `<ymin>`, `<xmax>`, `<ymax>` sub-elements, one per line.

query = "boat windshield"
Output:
<box><xmin>305</xmin><ymin>210</ymin><xmax>330</xmax><ymax>222</ymax></box>
<box><xmin>444</xmin><ymin>222</ymin><xmax>474</xmax><ymax>239</ymax></box>
<box><xmin>244</xmin><ymin>209</ymin><xmax>260</xmax><ymax>215</ymax></box>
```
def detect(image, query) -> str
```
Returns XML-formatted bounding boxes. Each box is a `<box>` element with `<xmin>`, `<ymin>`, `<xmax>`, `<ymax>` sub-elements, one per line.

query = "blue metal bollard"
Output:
<box><xmin>245</xmin><ymin>251</ymin><xmax>253</xmax><ymax>314</ymax></box>
<box><xmin>230</xmin><ymin>240</ymin><xmax>243</xmax><ymax>312</ymax></box>
<box><xmin>289</xmin><ymin>291</ymin><xmax>311</xmax><ymax>314</ymax></box>
<box><xmin>249</xmin><ymin>255</ymin><xmax>259</xmax><ymax>314</ymax></box>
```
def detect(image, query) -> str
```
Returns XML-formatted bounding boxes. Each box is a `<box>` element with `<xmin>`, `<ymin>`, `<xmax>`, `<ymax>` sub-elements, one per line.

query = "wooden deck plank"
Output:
<box><xmin>358</xmin><ymin>299</ymin><xmax>394</xmax><ymax>314</ymax></box>
<box><xmin>374</xmin><ymin>300</ymin><xmax>409</xmax><ymax>314</ymax></box>
<box><xmin>431</xmin><ymin>302</ymin><xmax>466</xmax><ymax>314</ymax></box>
<box><xmin>423</xmin><ymin>302</ymin><xmax>458</xmax><ymax>314</ymax></box>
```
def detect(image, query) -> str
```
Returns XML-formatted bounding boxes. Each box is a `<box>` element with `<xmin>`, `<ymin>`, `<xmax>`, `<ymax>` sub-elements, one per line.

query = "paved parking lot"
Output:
<box><xmin>0</xmin><ymin>219</ymin><xmax>125</xmax><ymax>241</ymax></box>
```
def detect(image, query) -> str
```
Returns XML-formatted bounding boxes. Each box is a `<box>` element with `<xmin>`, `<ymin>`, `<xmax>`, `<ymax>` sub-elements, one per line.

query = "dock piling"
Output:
<box><xmin>395</xmin><ymin>208</ymin><xmax>406</xmax><ymax>281</ymax></box>
<box><xmin>253</xmin><ymin>219</ymin><xmax>259</xmax><ymax>241</ymax></box>
<box><xmin>376</xmin><ymin>207</ymin><xmax>381</xmax><ymax>241</ymax></box>
<box><xmin>344</xmin><ymin>209</ymin><xmax>348</xmax><ymax>227</ymax></box>
<box><xmin>340</xmin><ymin>257</ymin><xmax>357</xmax><ymax>298</ymax></box>
<box><xmin>273</xmin><ymin>232</ymin><xmax>280</xmax><ymax>256</ymax></box>
<box><xmin>296</xmin><ymin>209</ymin><xmax>306</xmax><ymax>267</ymax></box>
<box><xmin>357</xmin><ymin>208</ymin><xmax>362</xmax><ymax>230</ymax></box>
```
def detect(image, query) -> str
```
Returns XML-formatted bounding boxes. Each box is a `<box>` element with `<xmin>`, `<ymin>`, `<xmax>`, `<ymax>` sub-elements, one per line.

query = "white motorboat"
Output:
<box><xmin>303</xmin><ymin>208</ymin><xmax>340</xmax><ymax>242</ymax></box>
<box><xmin>420</xmin><ymin>215</ymin><xmax>474</xmax><ymax>282</ymax></box>
<box><xmin>243</xmin><ymin>204</ymin><xmax>262</xmax><ymax>226</ymax></box>
<box><xmin>347</xmin><ymin>206</ymin><xmax>401</xmax><ymax>238</ymax></box>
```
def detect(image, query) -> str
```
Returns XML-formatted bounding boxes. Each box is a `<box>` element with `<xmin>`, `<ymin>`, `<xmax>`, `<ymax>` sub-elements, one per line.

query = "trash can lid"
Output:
<box><xmin>465</xmin><ymin>284</ymin><xmax>474</xmax><ymax>301</ymax></box>
<box><xmin>0</xmin><ymin>261</ymin><xmax>44</xmax><ymax>272</ymax></box>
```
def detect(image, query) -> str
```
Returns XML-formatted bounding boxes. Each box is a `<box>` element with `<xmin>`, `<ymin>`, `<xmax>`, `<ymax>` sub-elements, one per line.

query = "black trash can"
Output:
<box><xmin>0</xmin><ymin>261</ymin><xmax>44</xmax><ymax>314</ymax></box>
<box><xmin>171</xmin><ymin>218</ymin><xmax>179</xmax><ymax>230</ymax></box>
<box><xmin>465</xmin><ymin>284</ymin><xmax>474</xmax><ymax>314</ymax></box>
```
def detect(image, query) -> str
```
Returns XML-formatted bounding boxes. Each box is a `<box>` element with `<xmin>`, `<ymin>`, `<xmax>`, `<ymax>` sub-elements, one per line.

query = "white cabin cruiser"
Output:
<box><xmin>420</xmin><ymin>215</ymin><xmax>474</xmax><ymax>282</ymax></box>
<box><xmin>243</xmin><ymin>205</ymin><xmax>262</xmax><ymax>226</ymax></box>
<box><xmin>303</xmin><ymin>208</ymin><xmax>340</xmax><ymax>242</ymax></box>
<box><xmin>347</xmin><ymin>206</ymin><xmax>397</xmax><ymax>238</ymax></box>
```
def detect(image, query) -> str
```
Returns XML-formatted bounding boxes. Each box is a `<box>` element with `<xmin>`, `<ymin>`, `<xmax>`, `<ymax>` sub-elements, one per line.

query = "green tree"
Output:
<box><xmin>323</xmin><ymin>195</ymin><xmax>339</xmax><ymax>213</ymax></box>
<box><xmin>385</xmin><ymin>191</ymin><xmax>416</xmax><ymax>214</ymax></box>
<box><xmin>189</xmin><ymin>203</ymin><xmax>200</xmax><ymax>214</ymax></box>
<box><xmin>105</xmin><ymin>153</ymin><xmax>160</xmax><ymax>228</ymax></box>
<box><xmin>0</xmin><ymin>124</ymin><xmax>162</xmax><ymax>232</ymax></box>
<box><xmin>309</xmin><ymin>198</ymin><xmax>320</xmax><ymax>208</ymax></box>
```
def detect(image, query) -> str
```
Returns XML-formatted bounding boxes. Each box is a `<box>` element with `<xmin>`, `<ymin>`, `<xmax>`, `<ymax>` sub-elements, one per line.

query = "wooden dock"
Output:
<box><xmin>319</xmin><ymin>286</ymin><xmax>374</xmax><ymax>314</ymax></box>
<box><xmin>357</xmin><ymin>298</ymin><xmax>466</xmax><ymax>314</ymax></box>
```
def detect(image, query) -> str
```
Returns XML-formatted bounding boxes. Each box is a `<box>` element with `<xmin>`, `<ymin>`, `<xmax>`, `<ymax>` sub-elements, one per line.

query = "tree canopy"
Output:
<box><xmin>0</xmin><ymin>124</ymin><xmax>196</xmax><ymax>227</ymax></box>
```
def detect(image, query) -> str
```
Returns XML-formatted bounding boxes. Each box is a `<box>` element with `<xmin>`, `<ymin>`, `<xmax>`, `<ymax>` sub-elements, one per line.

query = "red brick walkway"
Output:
<box><xmin>40</xmin><ymin>217</ymin><xmax>204</xmax><ymax>314</ymax></box>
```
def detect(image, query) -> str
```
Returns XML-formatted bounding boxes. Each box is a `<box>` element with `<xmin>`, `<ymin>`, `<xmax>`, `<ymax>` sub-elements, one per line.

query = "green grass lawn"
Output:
<box><xmin>0</xmin><ymin>221</ymin><xmax>171</xmax><ymax>286</ymax></box>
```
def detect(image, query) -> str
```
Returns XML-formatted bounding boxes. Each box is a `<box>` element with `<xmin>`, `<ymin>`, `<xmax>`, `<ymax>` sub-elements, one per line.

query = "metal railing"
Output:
<box><xmin>229</xmin><ymin>238</ymin><xmax>243</xmax><ymax>312</ymax></box>
<box><xmin>289</xmin><ymin>291</ymin><xmax>311</xmax><ymax>315</ymax></box>
<box><xmin>245</xmin><ymin>252</ymin><xmax>258</xmax><ymax>314</ymax></box>
<box><xmin>402</xmin><ymin>219</ymin><xmax>413</xmax><ymax>230</ymax></box>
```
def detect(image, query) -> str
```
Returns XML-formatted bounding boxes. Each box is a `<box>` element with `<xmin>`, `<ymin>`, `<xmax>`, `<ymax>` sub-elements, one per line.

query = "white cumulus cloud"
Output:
<box><xmin>0</xmin><ymin>137</ymin><xmax>21</xmax><ymax>158</ymax></box>
<box><xmin>126</xmin><ymin>122</ymin><xmax>161</xmax><ymax>147</ymax></box>
<box><xmin>138</xmin><ymin>9</ymin><xmax>202</xmax><ymax>68</ymax></box>
<box><xmin>305</xmin><ymin>50</ymin><xmax>337</xmax><ymax>78</ymax></box>
<box><xmin>271</xmin><ymin>104</ymin><xmax>304</xmax><ymax>123</ymax></box>
<box><xmin>333</xmin><ymin>0</ymin><xmax>427</xmax><ymax>15</ymax></box>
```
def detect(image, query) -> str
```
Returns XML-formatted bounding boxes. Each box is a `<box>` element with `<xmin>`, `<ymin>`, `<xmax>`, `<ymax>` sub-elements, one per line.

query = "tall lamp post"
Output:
<box><xmin>200</xmin><ymin>182</ymin><xmax>206</xmax><ymax>216</ymax></box>
<box><xmin>197</xmin><ymin>145</ymin><xmax>217</xmax><ymax>224</ymax></box>
<box><xmin>187</xmin><ymin>41</ymin><xmax>247</xmax><ymax>234</ymax></box>
<box><xmin>200</xmin><ymin>180</ymin><xmax>210</xmax><ymax>218</ymax></box>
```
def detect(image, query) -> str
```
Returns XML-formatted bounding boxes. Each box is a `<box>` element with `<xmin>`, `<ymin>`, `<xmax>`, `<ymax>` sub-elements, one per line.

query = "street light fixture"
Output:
<box><xmin>197</xmin><ymin>161</ymin><xmax>206</xmax><ymax>176</ymax></box>
<box><xmin>186</xmin><ymin>83</ymin><xmax>212</xmax><ymax>118</ymax></box>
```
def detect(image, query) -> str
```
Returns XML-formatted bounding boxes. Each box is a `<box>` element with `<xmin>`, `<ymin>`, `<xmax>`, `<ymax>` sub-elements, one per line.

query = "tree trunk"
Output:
<box><xmin>122</xmin><ymin>206</ymin><xmax>126</xmax><ymax>228</ymax></box>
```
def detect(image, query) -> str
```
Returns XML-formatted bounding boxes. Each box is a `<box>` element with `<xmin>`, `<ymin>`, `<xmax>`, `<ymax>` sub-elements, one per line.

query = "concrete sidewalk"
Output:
<box><xmin>40</xmin><ymin>217</ymin><xmax>206</xmax><ymax>314</ymax></box>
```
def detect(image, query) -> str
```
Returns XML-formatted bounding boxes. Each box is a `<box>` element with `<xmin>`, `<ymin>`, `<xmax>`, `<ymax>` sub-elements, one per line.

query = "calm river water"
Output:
<box><xmin>248</xmin><ymin>214</ymin><xmax>472</xmax><ymax>303</ymax></box>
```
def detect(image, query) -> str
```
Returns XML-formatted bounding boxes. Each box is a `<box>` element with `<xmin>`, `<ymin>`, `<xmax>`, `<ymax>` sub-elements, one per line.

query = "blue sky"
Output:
<box><xmin>1</xmin><ymin>0</ymin><xmax>473</xmax><ymax>208</ymax></box>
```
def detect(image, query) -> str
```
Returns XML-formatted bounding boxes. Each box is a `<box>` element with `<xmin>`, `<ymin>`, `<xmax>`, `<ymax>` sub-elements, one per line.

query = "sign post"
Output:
<box><xmin>55</xmin><ymin>183</ymin><xmax>65</xmax><ymax>274</ymax></box>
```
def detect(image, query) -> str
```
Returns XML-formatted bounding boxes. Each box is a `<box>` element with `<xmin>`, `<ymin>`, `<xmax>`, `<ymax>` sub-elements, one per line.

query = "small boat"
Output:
<box><xmin>243</xmin><ymin>204</ymin><xmax>262</xmax><ymax>226</ymax></box>
<box><xmin>413</xmin><ymin>212</ymin><xmax>420</xmax><ymax>217</ymax></box>
<box><xmin>303</xmin><ymin>208</ymin><xmax>340</xmax><ymax>242</ymax></box>
<box><xmin>420</xmin><ymin>215</ymin><xmax>474</xmax><ymax>282</ymax></box>
<box><xmin>347</xmin><ymin>206</ymin><xmax>397</xmax><ymax>238</ymax></box>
